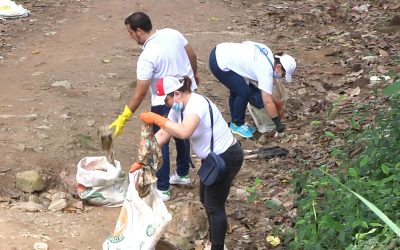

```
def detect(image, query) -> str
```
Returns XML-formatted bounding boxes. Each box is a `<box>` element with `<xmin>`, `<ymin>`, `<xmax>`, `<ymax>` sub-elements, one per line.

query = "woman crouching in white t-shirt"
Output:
<box><xmin>140</xmin><ymin>75</ymin><xmax>243</xmax><ymax>250</ymax></box>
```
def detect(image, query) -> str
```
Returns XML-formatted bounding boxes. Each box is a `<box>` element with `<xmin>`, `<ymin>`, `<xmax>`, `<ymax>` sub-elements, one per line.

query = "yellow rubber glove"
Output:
<box><xmin>109</xmin><ymin>105</ymin><xmax>132</xmax><ymax>137</ymax></box>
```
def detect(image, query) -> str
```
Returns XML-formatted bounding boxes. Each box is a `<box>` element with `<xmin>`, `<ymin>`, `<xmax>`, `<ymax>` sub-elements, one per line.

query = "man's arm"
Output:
<box><xmin>185</xmin><ymin>44</ymin><xmax>199</xmax><ymax>84</ymax></box>
<box><xmin>262</xmin><ymin>90</ymin><xmax>285</xmax><ymax>133</ymax></box>
<box><xmin>127</xmin><ymin>79</ymin><xmax>151</xmax><ymax>113</ymax></box>
<box><xmin>261</xmin><ymin>90</ymin><xmax>278</xmax><ymax>118</ymax></box>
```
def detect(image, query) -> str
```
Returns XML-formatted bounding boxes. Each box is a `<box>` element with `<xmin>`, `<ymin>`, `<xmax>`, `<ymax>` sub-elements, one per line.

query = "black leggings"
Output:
<box><xmin>200</xmin><ymin>142</ymin><xmax>244</xmax><ymax>250</ymax></box>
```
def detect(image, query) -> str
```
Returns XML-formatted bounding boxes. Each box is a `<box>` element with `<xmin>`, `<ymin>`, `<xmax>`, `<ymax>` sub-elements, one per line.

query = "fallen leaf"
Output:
<box><xmin>350</xmin><ymin>87</ymin><xmax>361</xmax><ymax>97</ymax></box>
<box><xmin>378</xmin><ymin>49</ymin><xmax>389</xmax><ymax>57</ymax></box>
<box><xmin>102</xmin><ymin>58</ymin><xmax>111</xmax><ymax>63</ymax></box>
<box><xmin>348</xmin><ymin>70</ymin><xmax>364</xmax><ymax>77</ymax></box>
<box><xmin>34</xmin><ymin>242</ymin><xmax>48</xmax><ymax>250</ymax></box>
<box><xmin>326</xmin><ymin>92</ymin><xmax>340</xmax><ymax>102</ymax></box>
<box><xmin>63</xmin><ymin>206</ymin><xmax>78</xmax><ymax>213</ymax></box>
<box><xmin>266</xmin><ymin>235</ymin><xmax>281</xmax><ymax>246</ymax></box>
<box><xmin>32</xmin><ymin>49</ymin><xmax>40</xmax><ymax>54</ymax></box>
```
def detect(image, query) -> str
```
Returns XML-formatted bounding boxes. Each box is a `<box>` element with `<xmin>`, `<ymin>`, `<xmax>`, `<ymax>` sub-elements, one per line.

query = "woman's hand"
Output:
<box><xmin>139</xmin><ymin>112</ymin><xmax>168</xmax><ymax>128</ymax></box>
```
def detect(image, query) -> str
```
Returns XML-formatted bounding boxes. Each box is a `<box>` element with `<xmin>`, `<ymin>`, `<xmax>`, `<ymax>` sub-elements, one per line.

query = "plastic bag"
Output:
<box><xmin>0</xmin><ymin>0</ymin><xmax>30</xmax><ymax>19</ymax></box>
<box><xmin>246</xmin><ymin>78</ymin><xmax>288</xmax><ymax>133</ymax></box>
<box><xmin>76</xmin><ymin>156</ymin><xmax>128</xmax><ymax>207</ymax></box>
<box><xmin>247</xmin><ymin>103</ymin><xmax>275</xmax><ymax>133</ymax></box>
<box><xmin>103</xmin><ymin>170</ymin><xmax>172</xmax><ymax>250</ymax></box>
<box><xmin>272</xmin><ymin>79</ymin><xmax>288</xmax><ymax>102</ymax></box>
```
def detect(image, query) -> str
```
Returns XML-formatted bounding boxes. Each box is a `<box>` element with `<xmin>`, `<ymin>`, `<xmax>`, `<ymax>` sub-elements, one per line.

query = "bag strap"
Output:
<box><xmin>181</xmin><ymin>111</ymin><xmax>196</xmax><ymax>168</ymax></box>
<box><xmin>203</xmin><ymin>97</ymin><xmax>214</xmax><ymax>152</ymax></box>
<box><xmin>255</xmin><ymin>44</ymin><xmax>274</xmax><ymax>70</ymax></box>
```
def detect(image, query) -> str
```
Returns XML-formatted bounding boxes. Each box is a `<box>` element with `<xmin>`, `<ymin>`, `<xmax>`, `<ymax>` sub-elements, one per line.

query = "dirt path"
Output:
<box><xmin>1</xmin><ymin>0</ymin><xmax>398</xmax><ymax>249</ymax></box>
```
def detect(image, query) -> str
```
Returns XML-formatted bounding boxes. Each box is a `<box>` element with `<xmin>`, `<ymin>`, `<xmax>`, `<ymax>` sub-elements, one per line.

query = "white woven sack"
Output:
<box><xmin>103</xmin><ymin>170</ymin><xmax>172</xmax><ymax>250</ymax></box>
<box><xmin>76</xmin><ymin>156</ymin><xmax>122</xmax><ymax>187</ymax></box>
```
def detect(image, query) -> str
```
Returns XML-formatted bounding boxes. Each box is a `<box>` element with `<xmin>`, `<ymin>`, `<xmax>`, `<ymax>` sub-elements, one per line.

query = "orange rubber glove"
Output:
<box><xmin>129</xmin><ymin>162</ymin><xmax>143</xmax><ymax>173</ymax></box>
<box><xmin>139</xmin><ymin>112</ymin><xmax>168</xmax><ymax>128</ymax></box>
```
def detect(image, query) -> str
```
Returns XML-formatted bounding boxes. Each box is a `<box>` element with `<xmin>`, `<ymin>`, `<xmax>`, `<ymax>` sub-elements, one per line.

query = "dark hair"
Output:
<box><xmin>177</xmin><ymin>76</ymin><xmax>192</xmax><ymax>93</ymax></box>
<box><xmin>274</xmin><ymin>52</ymin><xmax>286</xmax><ymax>75</ymax></box>
<box><xmin>124</xmin><ymin>12</ymin><xmax>152</xmax><ymax>32</ymax></box>
<box><xmin>274</xmin><ymin>52</ymin><xmax>284</xmax><ymax>65</ymax></box>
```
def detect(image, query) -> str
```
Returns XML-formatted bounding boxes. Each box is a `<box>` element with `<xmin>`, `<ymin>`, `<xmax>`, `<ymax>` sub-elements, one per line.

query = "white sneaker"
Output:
<box><xmin>204</xmin><ymin>242</ymin><xmax>228</xmax><ymax>250</ymax></box>
<box><xmin>156</xmin><ymin>189</ymin><xmax>171</xmax><ymax>201</ymax></box>
<box><xmin>169</xmin><ymin>172</ymin><xmax>191</xmax><ymax>185</ymax></box>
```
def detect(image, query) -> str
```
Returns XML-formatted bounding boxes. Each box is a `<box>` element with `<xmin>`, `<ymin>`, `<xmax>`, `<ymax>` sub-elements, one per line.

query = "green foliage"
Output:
<box><xmin>390</xmin><ymin>56</ymin><xmax>400</xmax><ymax>63</ymax></box>
<box><xmin>324</xmin><ymin>130</ymin><xmax>336</xmax><ymax>139</ymax></box>
<box><xmin>322</xmin><ymin>169</ymin><xmax>400</xmax><ymax>236</ymax></box>
<box><xmin>286</xmin><ymin>88</ymin><xmax>400</xmax><ymax>249</ymax></box>
<box><xmin>246</xmin><ymin>176</ymin><xmax>261</xmax><ymax>203</ymax></box>
<box><xmin>328</xmin><ymin>94</ymin><xmax>347</xmax><ymax>119</ymax></box>
<box><xmin>310</xmin><ymin>120</ymin><xmax>322</xmax><ymax>126</ymax></box>
<box><xmin>384</xmin><ymin>80</ymin><xmax>400</xmax><ymax>97</ymax></box>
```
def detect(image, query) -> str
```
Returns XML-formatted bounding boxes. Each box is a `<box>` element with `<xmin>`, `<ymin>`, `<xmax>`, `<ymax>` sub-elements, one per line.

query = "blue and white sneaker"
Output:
<box><xmin>229</xmin><ymin>123</ymin><xmax>253</xmax><ymax>138</ymax></box>
<box><xmin>245</xmin><ymin>123</ymin><xmax>257</xmax><ymax>133</ymax></box>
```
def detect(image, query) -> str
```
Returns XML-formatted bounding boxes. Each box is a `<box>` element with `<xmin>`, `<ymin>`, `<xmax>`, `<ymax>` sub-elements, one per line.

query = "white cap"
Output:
<box><xmin>154</xmin><ymin>76</ymin><xmax>184</xmax><ymax>103</ymax></box>
<box><xmin>279</xmin><ymin>54</ymin><xmax>296</xmax><ymax>82</ymax></box>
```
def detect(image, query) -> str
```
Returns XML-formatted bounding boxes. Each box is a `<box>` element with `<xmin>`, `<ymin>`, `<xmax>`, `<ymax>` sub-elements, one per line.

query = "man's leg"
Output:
<box><xmin>209</xmin><ymin>47</ymin><xmax>251</xmax><ymax>126</ymax></box>
<box><xmin>215</xmin><ymin>73</ymin><xmax>250</xmax><ymax>126</ymax></box>
<box><xmin>174</xmin><ymin>137</ymin><xmax>190</xmax><ymax>177</ymax></box>
<box><xmin>151</xmin><ymin>105</ymin><xmax>171</xmax><ymax>192</ymax></box>
<box><xmin>228</xmin><ymin>92</ymin><xmax>236</xmax><ymax>124</ymax></box>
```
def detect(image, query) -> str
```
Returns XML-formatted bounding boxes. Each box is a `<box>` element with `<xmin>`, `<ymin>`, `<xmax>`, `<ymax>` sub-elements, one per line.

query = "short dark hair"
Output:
<box><xmin>124</xmin><ymin>12</ymin><xmax>152</xmax><ymax>32</ymax></box>
<box><xmin>274</xmin><ymin>52</ymin><xmax>284</xmax><ymax>64</ymax></box>
<box><xmin>274</xmin><ymin>52</ymin><xmax>286</xmax><ymax>76</ymax></box>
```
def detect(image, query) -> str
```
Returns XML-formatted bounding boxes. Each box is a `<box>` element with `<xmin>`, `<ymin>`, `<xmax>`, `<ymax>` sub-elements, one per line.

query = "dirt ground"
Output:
<box><xmin>1</xmin><ymin>0</ymin><xmax>399</xmax><ymax>249</ymax></box>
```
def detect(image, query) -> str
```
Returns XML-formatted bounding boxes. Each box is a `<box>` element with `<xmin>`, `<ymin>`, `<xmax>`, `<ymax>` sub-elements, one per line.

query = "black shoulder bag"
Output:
<box><xmin>197</xmin><ymin>97</ymin><xmax>226</xmax><ymax>186</ymax></box>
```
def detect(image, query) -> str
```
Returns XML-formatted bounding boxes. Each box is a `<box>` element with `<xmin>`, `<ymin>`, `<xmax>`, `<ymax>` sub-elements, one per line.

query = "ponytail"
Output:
<box><xmin>177</xmin><ymin>75</ymin><xmax>192</xmax><ymax>93</ymax></box>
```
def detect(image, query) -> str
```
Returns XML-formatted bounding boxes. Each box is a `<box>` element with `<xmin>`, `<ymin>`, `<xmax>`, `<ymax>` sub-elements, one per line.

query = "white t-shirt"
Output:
<box><xmin>168</xmin><ymin>93</ymin><xmax>234</xmax><ymax>159</ymax></box>
<box><xmin>137</xmin><ymin>28</ymin><xmax>197</xmax><ymax>106</ymax></box>
<box><xmin>215</xmin><ymin>41</ymin><xmax>275</xmax><ymax>94</ymax></box>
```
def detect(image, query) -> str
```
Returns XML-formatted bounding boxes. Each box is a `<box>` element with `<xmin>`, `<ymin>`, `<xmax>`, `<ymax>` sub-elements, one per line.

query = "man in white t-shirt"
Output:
<box><xmin>109</xmin><ymin>12</ymin><xmax>199</xmax><ymax>201</ymax></box>
<box><xmin>209</xmin><ymin>41</ymin><xmax>296</xmax><ymax>138</ymax></box>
